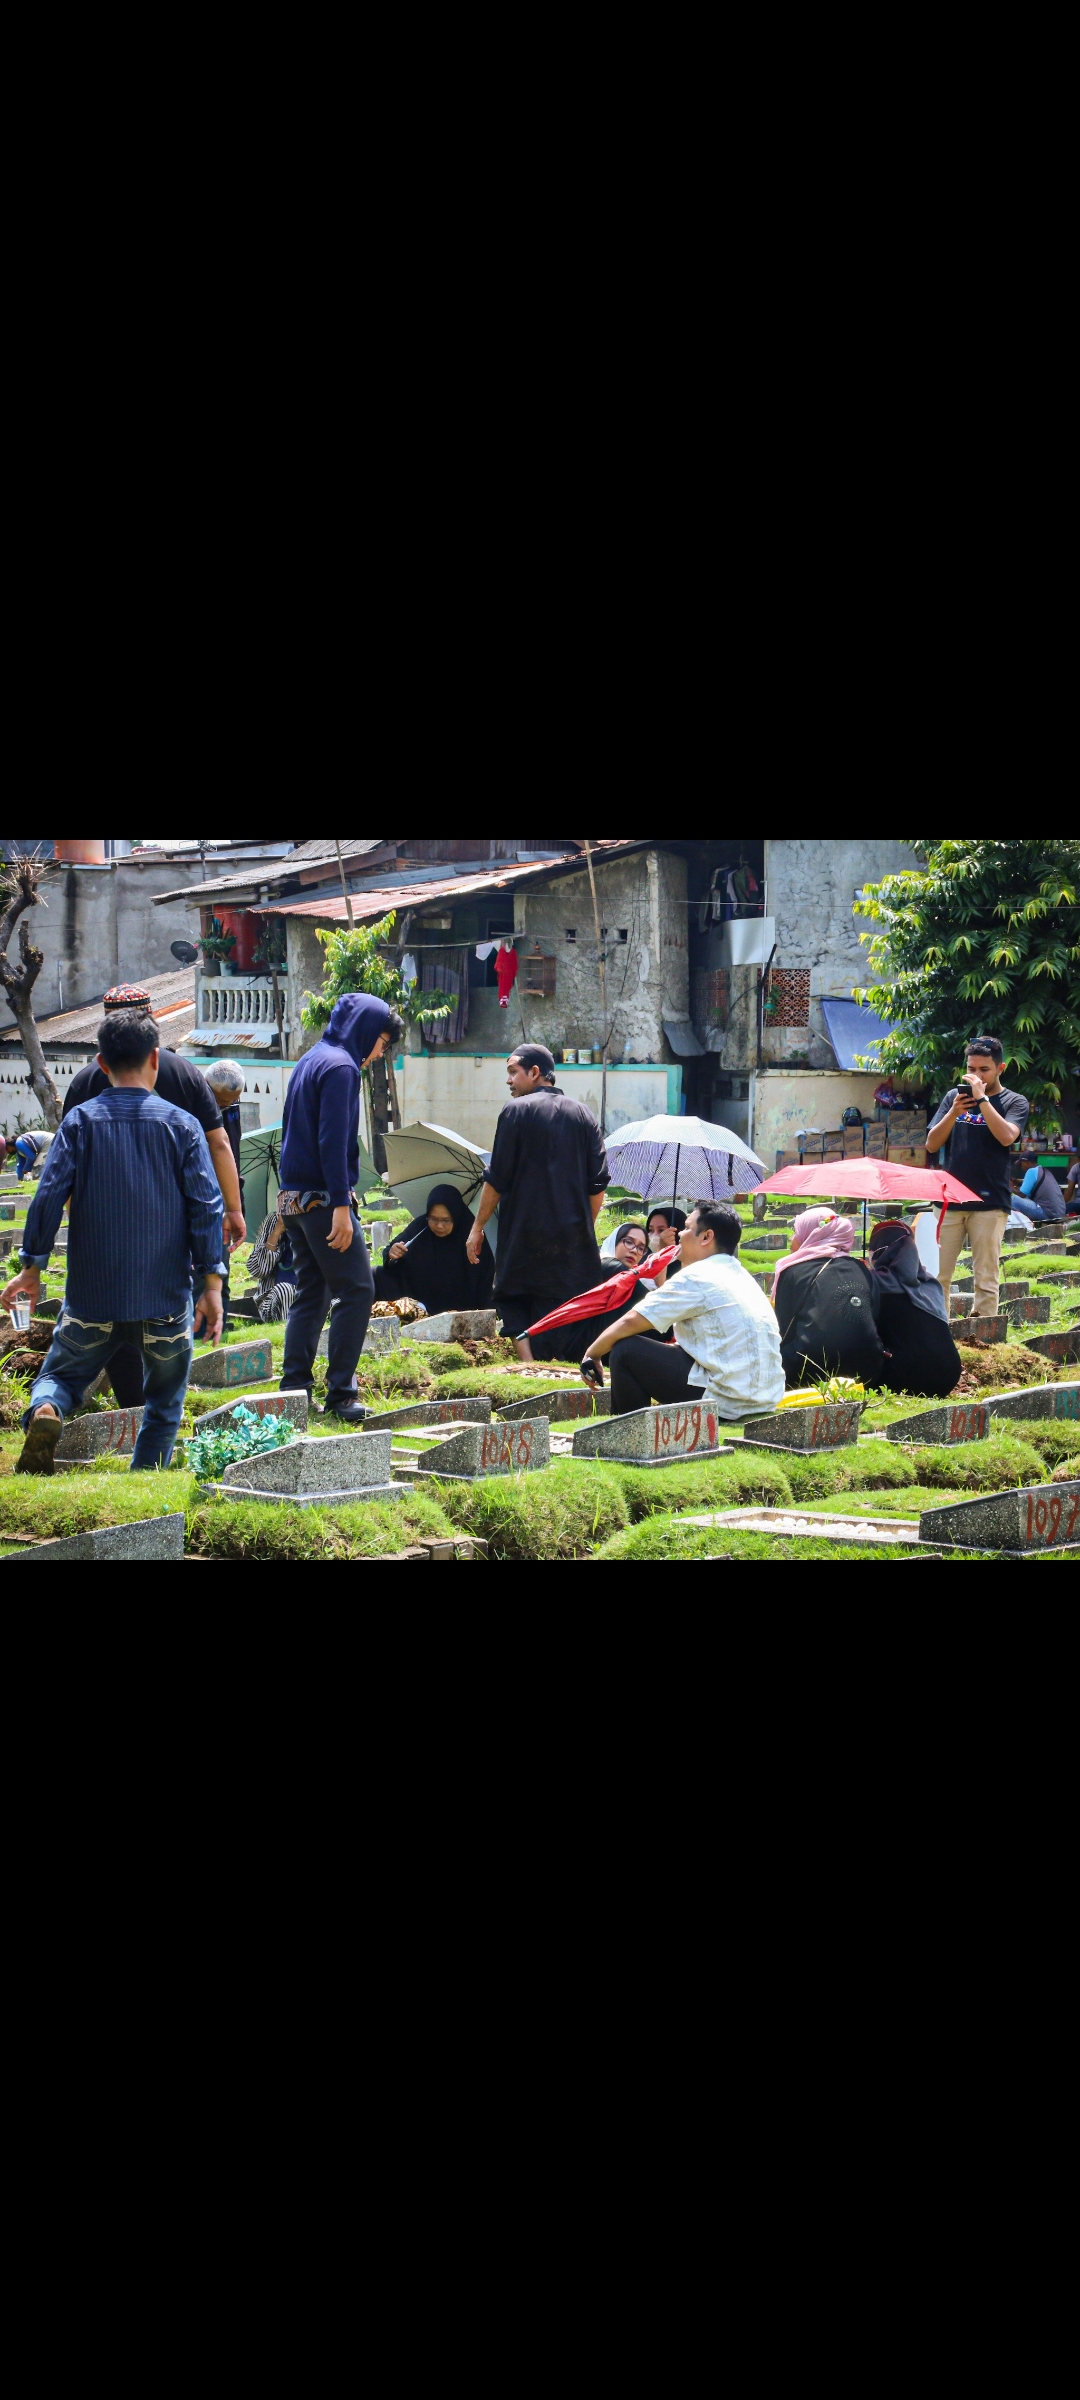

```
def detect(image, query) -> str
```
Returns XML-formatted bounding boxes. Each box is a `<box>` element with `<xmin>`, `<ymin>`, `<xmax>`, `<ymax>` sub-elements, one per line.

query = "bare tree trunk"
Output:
<box><xmin>0</xmin><ymin>870</ymin><xmax>62</xmax><ymax>1130</ymax></box>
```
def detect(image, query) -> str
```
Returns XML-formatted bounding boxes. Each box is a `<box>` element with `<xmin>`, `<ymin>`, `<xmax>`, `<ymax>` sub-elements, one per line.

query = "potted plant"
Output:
<box><xmin>200</xmin><ymin>920</ymin><xmax>236</xmax><ymax>978</ymax></box>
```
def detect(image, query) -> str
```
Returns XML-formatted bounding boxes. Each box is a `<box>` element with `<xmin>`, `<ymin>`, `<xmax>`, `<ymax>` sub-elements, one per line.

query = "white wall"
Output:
<box><xmin>396</xmin><ymin>1055</ymin><xmax>675</xmax><ymax>1155</ymax></box>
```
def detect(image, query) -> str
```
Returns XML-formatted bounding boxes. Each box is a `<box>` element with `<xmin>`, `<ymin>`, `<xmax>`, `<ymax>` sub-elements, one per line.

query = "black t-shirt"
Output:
<box><xmin>488</xmin><ymin>1084</ymin><xmax>609</xmax><ymax>1301</ymax></box>
<box><xmin>62</xmin><ymin>1049</ymin><xmax>223</xmax><ymax>1136</ymax></box>
<box><xmin>929</xmin><ymin>1083</ymin><xmax>1029</xmax><ymax>1211</ymax></box>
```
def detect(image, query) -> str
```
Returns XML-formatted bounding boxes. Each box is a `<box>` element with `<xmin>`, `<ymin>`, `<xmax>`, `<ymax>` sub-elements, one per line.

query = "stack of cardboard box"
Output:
<box><xmin>884</xmin><ymin>1109</ymin><xmax>927</xmax><ymax>1166</ymax></box>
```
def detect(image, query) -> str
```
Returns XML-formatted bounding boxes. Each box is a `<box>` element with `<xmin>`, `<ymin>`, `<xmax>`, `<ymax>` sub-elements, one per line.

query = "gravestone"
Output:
<box><xmin>572</xmin><ymin>1401</ymin><xmax>726</xmax><ymax>1466</ymax></box>
<box><xmin>33</xmin><ymin>1300</ymin><xmax>61</xmax><ymax>1318</ymax></box>
<box><xmin>404</xmin><ymin>1310</ymin><xmax>498</xmax><ymax>1344</ymax></box>
<box><xmin>362</xmin><ymin>1395</ymin><xmax>493</xmax><ymax>1432</ymax></box>
<box><xmin>188</xmin><ymin>1338</ymin><xmax>273</xmax><ymax>1388</ymax></box>
<box><xmin>193</xmin><ymin>1389</ymin><xmax>309</xmax><ymax>1435</ymax></box>
<box><xmin>412</xmin><ymin>1418</ymin><xmax>551</xmax><ymax>1478</ymax></box>
<box><xmin>1038</xmin><ymin>1271</ymin><xmax>1080</xmax><ymax>1287</ymax></box>
<box><xmin>17</xmin><ymin>1515</ymin><xmax>186</xmax><ymax>1560</ymax></box>
<box><xmin>219</xmin><ymin>1428</ymin><xmax>394</xmax><ymax>1500</ymax></box>
<box><xmin>983</xmin><ymin>1381</ymin><xmax>1079</xmax><ymax>1424</ymax></box>
<box><xmin>499</xmin><ymin>1388</ymin><xmax>611</xmax><ymax>1423</ymax></box>
<box><xmin>953</xmin><ymin>1279</ymin><xmax>1029</xmax><ymax>1299</ymax></box>
<box><xmin>315</xmin><ymin>1314</ymin><xmax>398</xmax><ymax>1360</ymax></box>
<box><xmin>920</xmin><ymin>1482</ymin><xmax>1080</xmax><ymax>1552</ymax></box>
<box><xmin>955</xmin><ymin>1315</ymin><xmax>1009</xmax><ymax>1344</ymax></box>
<box><xmin>738</xmin><ymin>1400</ymin><xmax>863</xmax><ymax>1452</ymax></box>
<box><xmin>740</xmin><ymin>1234</ymin><xmax>787</xmax><ymax>1252</ymax></box>
<box><xmin>885</xmin><ymin>1400</ymin><xmax>990</xmax><ymax>1446</ymax></box>
<box><xmin>56</xmin><ymin>1406</ymin><xmax>144</xmax><ymax>1462</ymax></box>
<box><xmin>1004</xmin><ymin>1297</ymin><xmax>1051</xmax><ymax>1325</ymax></box>
<box><xmin>0</xmin><ymin>1203</ymin><xmax>14</xmax><ymax>1221</ymax></box>
<box><xmin>1018</xmin><ymin>1325</ymin><xmax>1080</xmax><ymax>1364</ymax></box>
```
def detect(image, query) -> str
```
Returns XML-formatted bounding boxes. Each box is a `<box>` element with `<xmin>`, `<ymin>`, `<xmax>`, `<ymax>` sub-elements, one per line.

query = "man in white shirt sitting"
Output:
<box><xmin>580</xmin><ymin>1198</ymin><xmax>785</xmax><ymax>1422</ymax></box>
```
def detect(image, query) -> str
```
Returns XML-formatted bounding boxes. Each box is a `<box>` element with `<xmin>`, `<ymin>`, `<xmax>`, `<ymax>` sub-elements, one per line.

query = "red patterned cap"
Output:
<box><xmin>103</xmin><ymin>983</ymin><xmax>152</xmax><ymax>1011</ymax></box>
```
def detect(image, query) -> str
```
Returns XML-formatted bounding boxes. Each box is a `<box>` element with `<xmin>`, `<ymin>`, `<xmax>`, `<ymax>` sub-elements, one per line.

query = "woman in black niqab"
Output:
<box><xmin>867</xmin><ymin>1220</ymin><xmax>961</xmax><ymax>1398</ymax></box>
<box><xmin>374</xmin><ymin>1183</ymin><xmax>494</xmax><ymax>1314</ymax></box>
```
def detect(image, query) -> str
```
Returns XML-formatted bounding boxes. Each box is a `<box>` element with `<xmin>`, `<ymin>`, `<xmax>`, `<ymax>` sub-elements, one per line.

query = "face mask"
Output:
<box><xmin>648</xmin><ymin>1230</ymin><xmax>668</xmax><ymax>1251</ymax></box>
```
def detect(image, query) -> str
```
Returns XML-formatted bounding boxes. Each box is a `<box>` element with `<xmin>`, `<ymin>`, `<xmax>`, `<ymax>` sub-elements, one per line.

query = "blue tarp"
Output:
<box><xmin>820</xmin><ymin>998</ymin><xmax>894</xmax><ymax>1071</ymax></box>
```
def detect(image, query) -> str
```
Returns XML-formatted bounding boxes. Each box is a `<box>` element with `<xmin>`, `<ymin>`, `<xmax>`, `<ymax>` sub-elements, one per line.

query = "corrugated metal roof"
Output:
<box><xmin>0</xmin><ymin>968</ymin><xmax>195</xmax><ymax>1049</ymax></box>
<box><xmin>151</xmin><ymin>840</ymin><xmax>388</xmax><ymax>907</ymax></box>
<box><xmin>262</xmin><ymin>846</ymin><xmax>643</xmax><ymax>923</ymax></box>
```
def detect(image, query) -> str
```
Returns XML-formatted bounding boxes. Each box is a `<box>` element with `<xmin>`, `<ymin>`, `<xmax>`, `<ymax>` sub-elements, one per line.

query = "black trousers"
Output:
<box><xmin>281</xmin><ymin>1206</ymin><xmax>373</xmax><ymax>1406</ymax></box>
<box><xmin>610</xmin><ymin>1336</ymin><xmax>705</xmax><ymax>1417</ymax></box>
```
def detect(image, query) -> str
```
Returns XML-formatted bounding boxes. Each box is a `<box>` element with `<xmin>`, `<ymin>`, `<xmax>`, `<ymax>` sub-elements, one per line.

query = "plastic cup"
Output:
<box><xmin>10</xmin><ymin>1293</ymin><xmax>31</xmax><ymax>1333</ymax></box>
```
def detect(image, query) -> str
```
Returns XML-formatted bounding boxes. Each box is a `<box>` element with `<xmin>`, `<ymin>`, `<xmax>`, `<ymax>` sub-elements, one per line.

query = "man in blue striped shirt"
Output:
<box><xmin>1</xmin><ymin>1009</ymin><xmax>225</xmax><ymax>1473</ymax></box>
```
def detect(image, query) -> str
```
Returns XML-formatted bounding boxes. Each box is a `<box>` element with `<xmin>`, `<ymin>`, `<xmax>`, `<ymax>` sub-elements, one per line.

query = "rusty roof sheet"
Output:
<box><xmin>0</xmin><ymin>967</ymin><xmax>196</xmax><ymax>1049</ymax></box>
<box><xmin>261</xmin><ymin>847</ymin><xmax>642</xmax><ymax>922</ymax></box>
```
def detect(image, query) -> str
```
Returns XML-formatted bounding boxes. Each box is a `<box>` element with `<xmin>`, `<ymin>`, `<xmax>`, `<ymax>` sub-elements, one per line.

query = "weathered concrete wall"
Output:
<box><xmin>396</xmin><ymin>1056</ymin><xmax>676</xmax><ymax>1153</ymax></box>
<box><xmin>514</xmin><ymin>850</ymin><xmax>688</xmax><ymax>1062</ymax></box>
<box><xmin>753</xmin><ymin>1071</ymin><xmax>886</xmax><ymax>1165</ymax></box>
<box><xmin>1</xmin><ymin>854</ymin><xmax>288</xmax><ymax>1020</ymax></box>
<box><xmin>765</xmin><ymin>839</ymin><xmax>922</xmax><ymax>1046</ymax></box>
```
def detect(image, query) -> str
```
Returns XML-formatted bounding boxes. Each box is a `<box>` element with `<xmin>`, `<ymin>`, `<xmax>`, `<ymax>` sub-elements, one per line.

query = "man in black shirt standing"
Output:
<box><xmin>926</xmin><ymin>1034</ymin><xmax>1029</xmax><ymax>1316</ymax></box>
<box><xmin>465</xmin><ymin>1044</ymin><xmax>610</xmax><ymax>1359</ymax></box>
<box><xmin>62</xmin><ymin>986</ymin><xmax>247</xmax><ymax>1400</ymax></box>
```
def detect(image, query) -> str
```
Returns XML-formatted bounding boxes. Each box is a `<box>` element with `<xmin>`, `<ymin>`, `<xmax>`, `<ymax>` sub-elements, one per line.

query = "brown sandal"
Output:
<box><xmin>15</xmin><ymin>1413</ymin><xmax>64</xmax><ymax>1476</ymax></box>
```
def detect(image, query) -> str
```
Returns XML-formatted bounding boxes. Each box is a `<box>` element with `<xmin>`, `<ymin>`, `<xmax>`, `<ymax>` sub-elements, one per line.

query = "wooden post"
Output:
<box><xmin>335</xmin><ymin>842</ymin><xmax>355</xmax><ymax>926</ymax></box>
<box><xmin>271</xmin><ymin>968</ymin><xmax>288</xmax><ymax>1061</ymax></box>
<box><xmin>581</xmin><ymin>840</ymin><xmax>608</xmax><ymax>1133</ymax></box>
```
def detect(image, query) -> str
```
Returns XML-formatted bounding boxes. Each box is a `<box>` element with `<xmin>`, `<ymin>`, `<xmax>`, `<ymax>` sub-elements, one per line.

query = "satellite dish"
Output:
<box><xmin>171</xmin><ymin>940</ymin><xmax>199</xmax><ymax>965</ymax></box>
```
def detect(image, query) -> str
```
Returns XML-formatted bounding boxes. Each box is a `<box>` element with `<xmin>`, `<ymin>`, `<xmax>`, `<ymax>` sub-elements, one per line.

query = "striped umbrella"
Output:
<box><xmin>604</xmin><ymin>1114</ymin><xmax>766</xmax><ymax>1204</ymax></box>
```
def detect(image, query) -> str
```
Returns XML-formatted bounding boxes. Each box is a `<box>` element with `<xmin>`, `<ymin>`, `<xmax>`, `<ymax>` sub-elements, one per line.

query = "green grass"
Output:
<box><xmin>433</xmin><ymin>1461</ymin><xmax>631</xmax><ymax>1560</ymax></box>
<box><xmin>187</xmin><ymin>1485</ymin><xmax>457</xmax><ymax>1559</ymax></box>
<box><xmin>590</xmin><ymin>1518</ymin><xmax>937</xmax><ymax>1563</ymax></box>
<box><xmin>0</xmin><ymin>1469</ymin><xmax>192</xmax><ymax>1539</ymax></box>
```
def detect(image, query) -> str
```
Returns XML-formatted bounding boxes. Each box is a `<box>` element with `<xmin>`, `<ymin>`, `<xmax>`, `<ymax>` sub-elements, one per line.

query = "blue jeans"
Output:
<box><xmin>281</xmin><ymin>1206</ymin><xmax>373</xmax><ymax>1406</ymax></box>
<box><xmin>23</xmin><ymin>1304</ymin><xmax>194</xmax><ymax>1470</ymax></box>
<box><xmin>1011</xmin><ymin>1196</ymin><xmax>1049</xmax><ymax>1223</ymax></box>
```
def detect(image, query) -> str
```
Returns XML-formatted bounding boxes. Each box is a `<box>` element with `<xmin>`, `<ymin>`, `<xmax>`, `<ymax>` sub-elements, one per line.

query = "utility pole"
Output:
<box><xmin>580</xmin><ymin>840</ymin><xmax>608</xmax><ymax>1133</ymax></box>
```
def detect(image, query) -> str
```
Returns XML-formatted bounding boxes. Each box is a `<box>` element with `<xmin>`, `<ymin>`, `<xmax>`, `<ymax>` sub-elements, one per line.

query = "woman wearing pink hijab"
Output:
<box><xmin>770</xmin><ymin>1208</ymin><xmax>884</xmax><ymax>1385</ymax></box>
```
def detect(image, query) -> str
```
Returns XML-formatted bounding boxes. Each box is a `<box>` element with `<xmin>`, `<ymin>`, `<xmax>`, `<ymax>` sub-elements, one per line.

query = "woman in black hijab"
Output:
<box><xmin>867</xmin><ymin>1219</ymin><xmax>961</xmax><ymax>1397</ymax></box>
<box><xmin>374</xmin><ymin>1183</ymin><xmax>494</xmax><ymax>1314</ymax></box>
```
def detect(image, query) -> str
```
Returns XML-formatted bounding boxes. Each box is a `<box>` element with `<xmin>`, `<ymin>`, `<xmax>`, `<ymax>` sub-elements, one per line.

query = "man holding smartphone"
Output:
<box><xmin>926</xmin><ymin>1036</ymin><xmax>1029</xmax><ymax>1315</ymax></box>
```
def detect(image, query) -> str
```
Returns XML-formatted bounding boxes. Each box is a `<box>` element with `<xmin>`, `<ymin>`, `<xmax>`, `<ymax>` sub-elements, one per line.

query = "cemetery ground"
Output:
<box><xmin>1</xmin><ymin>1191</ymin><xmax>1078</xmax><ymax>1564</ymax></box>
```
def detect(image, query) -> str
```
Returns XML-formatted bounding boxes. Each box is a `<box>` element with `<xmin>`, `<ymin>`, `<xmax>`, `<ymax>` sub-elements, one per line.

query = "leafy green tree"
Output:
<box><xmin>301</xmin><ymin>909</ymin><xmax>449</xmax><ymax>1034</ymax></box>
<box><xmin>854</xmin><ymin>840</ymin><xmax>1080</xmax><ymax>1136</ymax></box>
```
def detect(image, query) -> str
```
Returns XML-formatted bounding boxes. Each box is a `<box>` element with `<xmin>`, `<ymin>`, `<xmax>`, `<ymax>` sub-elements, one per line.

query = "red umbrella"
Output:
<box><xmin>527</xmin><ymin>1246</ymin><xmax>677</xmax><ymax>1338</ymax></box>
<box><xmin>753</xmin><ymin>1159</ymin><xmax>982</xmax><ymax>1243</ymax></box>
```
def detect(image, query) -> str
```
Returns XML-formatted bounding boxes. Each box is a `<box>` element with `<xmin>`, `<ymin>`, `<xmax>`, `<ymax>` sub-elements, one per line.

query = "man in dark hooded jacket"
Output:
<box><xmin>278</xmin><ymin>995</ymin><xmax>403</xmax><ymax>1420</ymax></box>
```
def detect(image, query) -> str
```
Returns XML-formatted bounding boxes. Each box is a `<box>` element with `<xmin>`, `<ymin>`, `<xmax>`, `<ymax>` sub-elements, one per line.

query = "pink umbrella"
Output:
<box><xmin>753</xmin><ymin>1159</ymin><xmax>982</xmax><ymax>1245</ymax></box>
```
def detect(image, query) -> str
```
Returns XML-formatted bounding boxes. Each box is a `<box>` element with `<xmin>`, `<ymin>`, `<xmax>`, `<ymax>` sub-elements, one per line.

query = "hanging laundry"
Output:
<box><xmin>496</xmin><ymin>941</ymin><xmax>519</xmax><ymax>1007</ymax></box>
<box><xmin>400</xmin><ymin>953</ymin><xmax>418</xmax><ymax>986</ymax></box>
<box><xmin>474</xmin><ymin>942</ymin><xmax>496</xmax><ymax>960</ymax></box>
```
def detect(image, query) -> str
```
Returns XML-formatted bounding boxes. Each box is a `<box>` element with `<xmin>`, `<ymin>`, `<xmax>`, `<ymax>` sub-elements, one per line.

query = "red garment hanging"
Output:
<box><xmin>495</xmin><ymin>944</ymin><xmax>518</xmax><ymax>1006</ymax></box>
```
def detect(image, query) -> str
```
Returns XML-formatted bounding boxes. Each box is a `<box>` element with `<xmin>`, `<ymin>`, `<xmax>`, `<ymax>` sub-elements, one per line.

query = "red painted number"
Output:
<box><xmin>689</xmin><ymin>1405</ymin><xmax>701</xmax><ymax>1452</ymax></box>
<box><xmin>707</xmin><ymin>1414</ymin><xmax>716</xmax><ymax>1448</ymax></box>
<box><xmin>1025</xmin><ymin>1488</ymin><xmax>1074</xmax><ymax>1545</ymax></box>
<box><xmin>517</xmin><ymin>1425</ymin><xmax>533</xmax><ymax>1466</ymax></box>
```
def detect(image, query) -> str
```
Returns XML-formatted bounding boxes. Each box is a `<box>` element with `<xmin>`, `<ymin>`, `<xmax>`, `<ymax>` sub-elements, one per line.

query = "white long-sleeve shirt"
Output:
<box><xmin>635</xmin><ymin>1252</ymin><xmax>784</xmax><ymax>1420</ymax></box>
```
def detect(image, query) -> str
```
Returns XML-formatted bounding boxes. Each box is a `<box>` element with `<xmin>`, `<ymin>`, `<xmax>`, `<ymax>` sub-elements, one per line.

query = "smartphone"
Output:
<box><xmin>581</xmin><ymin>1356</ymin><xmax>605</xmax><ymax>1390</ymax></box>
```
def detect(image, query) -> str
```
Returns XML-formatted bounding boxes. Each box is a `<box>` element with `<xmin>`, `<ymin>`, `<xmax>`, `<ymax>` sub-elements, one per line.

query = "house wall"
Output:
<box><xmin>752</xmin><ymin>1071</ymin><xmax>888</xmax><ymax>1167</ymax></box>
<box><xmin>512</xmin><ymin>850</ymin><xmax>688</xmax><ymax>1062</ymax></box>
<box><xmin>396</xmin><ymin>1055</ymin><xmax>678</xmax><ymax>1155</ymax></box>
<box><xmin>0</xmin><ymin>852</ymin><xmax>289</xmax><ymax>1025</ymax></box>
<box><xmin>764</xmin><ymin>839</ymin><xmax>923</xmax><ymax>1048</ymax></box>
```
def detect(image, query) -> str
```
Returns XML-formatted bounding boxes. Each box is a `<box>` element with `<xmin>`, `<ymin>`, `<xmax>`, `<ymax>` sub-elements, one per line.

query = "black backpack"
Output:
<box><xmin>783</xmin><ymin>1257</ymin><xmax>885</xmax><ymax>1383</ymax></box>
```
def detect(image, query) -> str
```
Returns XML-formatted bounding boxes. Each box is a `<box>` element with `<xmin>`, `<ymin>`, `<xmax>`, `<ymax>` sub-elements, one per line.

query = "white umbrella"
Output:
<box><xmin>604</xmin><ymin>1114</ymin><xmax>765</xmax><ymax>1204</ymax></box>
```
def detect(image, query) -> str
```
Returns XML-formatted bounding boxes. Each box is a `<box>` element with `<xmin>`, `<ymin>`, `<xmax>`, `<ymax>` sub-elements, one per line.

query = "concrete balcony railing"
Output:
<box><xmin>195</xmin><ymin>971</ymin><xmax>290</xmax><ymax>1049</ymax></box>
